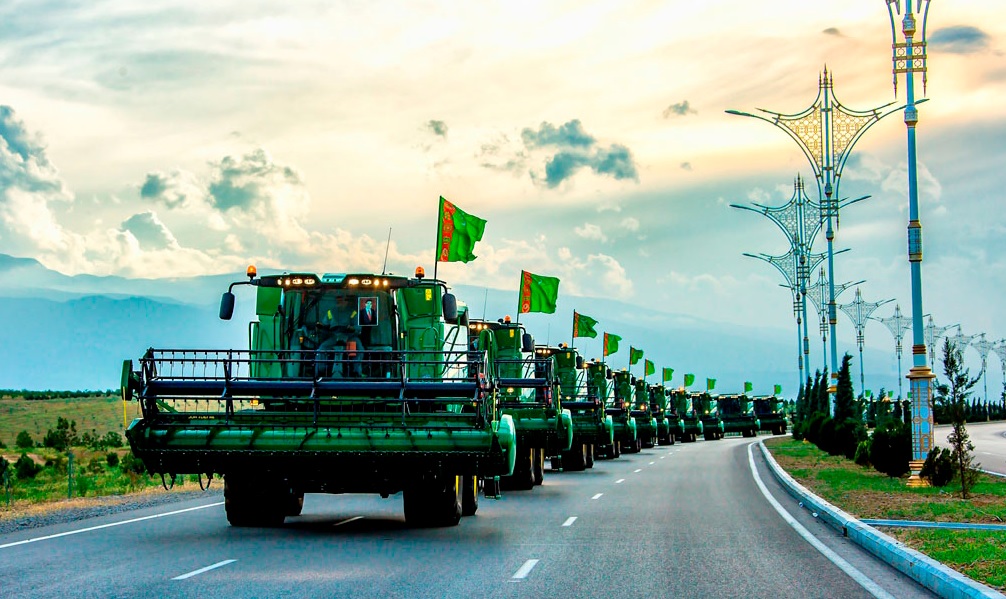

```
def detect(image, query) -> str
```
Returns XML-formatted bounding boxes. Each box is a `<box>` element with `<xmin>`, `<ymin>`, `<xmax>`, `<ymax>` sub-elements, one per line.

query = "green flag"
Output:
<box><xmin>774</xmin><ymin>384</ymin><xmax>782</xmax><ymax>395</ymax></box>
<box><xmin>644</xmin><ymin>359</ymin><xmax>655</xmax><ymax>377</ymax></box>
<box><xmin>907</xmin><ymin>391</ymin><xmax>912</xmax><ymax>399</ymax></box>
<box><xmin>684</xmin><ymin>373</ymin><xmax>695</xmax><ymax>387</ymax></box>
<box><xmin>573</xmin><ymin>311</ymin><xmax>598</xmax><ymax>339</ymax></box>
<box><xmin>744</xmin><ymin>381</ymin><xmax>753</xmax><ymax>393</ymax></box>
<box><xmin>662</xmin><ymin>368</ymin><xmax>674</xmax><ymax>383</ymax></box>
<box><xmin>706</xmin><ymin>378</ymin><xmax>716</xmax><ymax>391</ymax></box>
<box><xmin>603</xmin><ymin>332</ymin><xmax>621</xmax><ymax>356</ymax></box>
<box><xmin>866</xmin><ymin>389</ymin><xmax>873</xmax><ymax>398</ymax></box>
<box><xmin>629</xmin><ymin>347</ymin><xmax>643</xmax><ymax>365</ymax></box>
<box><xmin>437</xmin><ymin>196</ymin><xmax>486</xmax><ymax>263</ymax></box>
<box><xmin>519</xmin><ymin>270</ymin><xmax>560</xmax><ymax>314</ymax></box>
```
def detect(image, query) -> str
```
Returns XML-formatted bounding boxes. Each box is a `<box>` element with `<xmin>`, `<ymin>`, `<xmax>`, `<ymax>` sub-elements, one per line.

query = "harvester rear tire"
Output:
<box><xmin>224</xmin><ymin>475</ymin><xmax>286</xmax><ymax>528</ymax></box>
<box><xmin>613</xmin><ymin>440</ymin><xmax>621</xmax><ymax>458</ymax></box>
<box><xmin>584</xmin><ymin>445</ymin><xmax>594</xmax><ymax>468</ymax></box>
<box><xmin>561</xmin><ymin>444</ymin><xmax>586</xmax><ymax>471</ymax></box>
<box><xmin>405</xmin><ymin>475</ymin><xmax>462</xmax><ymax>527</ymax></box>
<box><xmin>532</xmin><ymin>449</ymin><xmax>545</xmax><ymax>485</ymax></box>
<box><xmin>461</xmin><ymin>476</ymin><xmax>480</xmax><ymax>516</ymax></box>
<box><xmin>504</xmin><ymin>446</ymin><xmax>535</xmax><ymax>490</ymax></box>
<box><xmin>703</xmin><ymin>431</ymin><xmax>715</xmax><ymax>441</ymax></box>
<box><xmin>668</xmin><ymin>433</ymin><xmax>676</xmax><ymax>446</ymax></box>
<box><xmin>285</xmin><ymin>491</ymin><xmax>305</xmax><ymax>517</ymax></box>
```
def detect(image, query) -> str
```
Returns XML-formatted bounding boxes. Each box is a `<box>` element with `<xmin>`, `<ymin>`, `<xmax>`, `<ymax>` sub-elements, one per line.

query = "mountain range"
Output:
<box><xmin>0</xmin><ymin>254</ymin><xmax>896</xmax><ymax>395</ymax></box>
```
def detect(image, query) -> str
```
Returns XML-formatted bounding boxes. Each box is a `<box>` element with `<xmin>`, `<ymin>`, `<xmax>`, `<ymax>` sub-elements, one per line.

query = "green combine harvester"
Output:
<box><xmin>631</xmin><ymin>378</ymin><xmax>658</xmax><ymax>449</ymax></box>
<box><xmin>668</xmin><ymin>388</ymin><xmax>699</xmax><ymax>442</ymax></box>
<box><xmin>715</xmin><ymin>394</ymin><xmax>760</xmax><ymax>438</ymax></box>
<box><xmin>648</xmin><ymin>384</ymin><xmax>676</xmax><ymax>445</ymax></box>
<box><xmin>753</xmin><ymin>395</ymin><xmax>788</xmax><ymax>435</ymax></box>
<box><xmin>468</xmin><ymin>318</ymin><xmax>572</xmax><ymax>489</ymax></box>
<box><xmin>122</xmin><ymin>266</ymin><xmax>516</xmax><ymax>528</ymax></box>
<box><xmin>692</xmin><ymin>392</ymin><xmax>724</xmax><ymax>441</ymax></box>
<box><xmin>547</xmin><ymin>350</ymin><xmax>613</xmax><ymax>469</ymax></box>
<box><xmin>608</xmin><ymin>370</ymin><xmax>640</xmax><ymax>454</ymax></box>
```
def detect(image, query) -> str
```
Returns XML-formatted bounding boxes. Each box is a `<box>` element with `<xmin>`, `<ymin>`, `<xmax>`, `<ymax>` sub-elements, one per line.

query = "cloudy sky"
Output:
<box><xmin>1</xmin><ymin>0</ymin><xmax>1004</xmax><ymax>385</ymax></box>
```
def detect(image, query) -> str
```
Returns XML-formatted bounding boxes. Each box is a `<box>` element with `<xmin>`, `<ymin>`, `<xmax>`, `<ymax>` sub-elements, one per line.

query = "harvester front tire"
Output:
<box><xmin>224</xmin><ymin>475</ymin><xmax>286</xmax><ymax>528</ymax></box>
<box><xmin>532</xmin><ymin>449</ymin><xmax>545</xmax><ymax>485</ymax></box>
<box><xmin>584</xmin><ymin>444</ymin><xmax>594</xmax><ymax>468</ymax></box>
<box><xmin>405</xmin><ymin>475</ymin><xmax>462</xmax><ymax>527</ymax></box>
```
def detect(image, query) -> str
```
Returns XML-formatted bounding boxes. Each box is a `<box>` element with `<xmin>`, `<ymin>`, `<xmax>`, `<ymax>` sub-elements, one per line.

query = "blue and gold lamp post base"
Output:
<box><xmin>906</xmin><ymin>356</ymin><xmax>935</xmax><ymax>487</ymax></box>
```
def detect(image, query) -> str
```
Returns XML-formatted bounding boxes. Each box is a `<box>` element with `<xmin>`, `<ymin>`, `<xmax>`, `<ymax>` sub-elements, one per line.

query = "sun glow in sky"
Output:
<box><xmin>1</xmin><ymin>0</ymin><xmax>1005</xmax><ymax>384</ymax></box>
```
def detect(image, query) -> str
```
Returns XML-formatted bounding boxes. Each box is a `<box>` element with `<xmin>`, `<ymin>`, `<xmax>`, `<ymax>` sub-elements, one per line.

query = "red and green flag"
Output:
<box><xmin>662</xmin><ymin>368</ymin><xmax>674</xmax><ymax>383</ymax></box>
<box><xmin>644</xmin><ymin>359</ymin><xmax>655</xmax><ymax>377</ymax></box>
<box><xmin>437</xmin><ymin>196</ymin><xmax>486</xmax><ymax>263</ymax></box>
<box><xmin>744</xmin><ymin>381</ymin><xmax>753</xmax><ymax>393</ymax></box>
<box><xmin>603</xmin><ymin>332</ymin><xmax>621</xmax><ymax>356</ymax></box>
<box><xmin>519</xmin><ymin>270</ymin><xmax>560</xmax><ymax>314</ymax></box>
<box><xmin>774</xmin><ymin>384</ymin><xmax>782</xmax><ymax>395</ymax></box>
<box><xmin>573</xmin><ymin>311</ymin><xmax>598</xmax><ymax>339</ymax></box>
<box><xmin>629</xmin><ymin>347</ymin><xmax>643</xmax><ymax>365</ymax></box>
<box><xmin>706</xmin><ymin>378</ymin><xmax>716</xmax><ymax>391</ymax></box>
<box><xmin>684</xmin><ymin>374</ymin><xmax>695</xmax><ymax>387</ymax></box>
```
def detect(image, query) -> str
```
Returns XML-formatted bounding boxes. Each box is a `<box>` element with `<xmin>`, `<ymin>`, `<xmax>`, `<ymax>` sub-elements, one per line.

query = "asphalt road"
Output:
<box><xmin>0</xmin><ymin>437</ymin><xmax>937</xmax><ymax>599</ymax></box>
<box><xmin>933</xmin><ymin>421</ymin><xmax>1006</xmax><ymax>476</ymax></box>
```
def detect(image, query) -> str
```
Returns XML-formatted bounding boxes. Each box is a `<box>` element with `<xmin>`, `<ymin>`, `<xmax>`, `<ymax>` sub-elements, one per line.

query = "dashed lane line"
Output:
<box><xmin>633</xmin><ymin>469</ymin><xmax>642</xmax><ymax>473</ymax></box>
<box><xmin>562</xmin><ymin>517</ymin><xmax>577</xmax><ymax>527</ymax></box>
<box><xmin>615</xmin><ymin>479</ymin><xmax>625</xmax><ymax>484</ymax></box>
<box><xmin>511</xmin><ymin>559</ymin><xmax>540</xmax><ymax>580</ymax></box>
<box><xmin>746</xmin><ymin>443</ymin><xmax>896</xmax><ymax>599</ymax></box>
<box><xmin>591</xmin><ymin>493</ymin><xmax>603</xmax><ymax>500</ymax></box>
<box><xmin>173</xmin><ymin>559</ymin><xmax>237</xmax><ymax>581</ymax></box>
<box><xmin>649</xmin><ymin>461</ymin><xmax>655</xmax><ymax>465</ymax></box>
<box><xmin>0</xmin><ymin>502</ymin><xmax>225</xmax><ymax>550</ymax></box>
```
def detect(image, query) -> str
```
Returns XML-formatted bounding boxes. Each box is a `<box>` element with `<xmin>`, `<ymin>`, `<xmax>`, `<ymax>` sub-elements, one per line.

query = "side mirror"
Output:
<box><xmin>442</xmin><ymin>292</ymin><xmax>458</xmax><ymax>323</ymax></box>
<box><xmin>605</xmin><ymin>367</ymin><xmax>613</xmax><ymax>380</ymax></box>
<box><xmin>521</xmin><ymin>333</ymin><xmax>534</xmax><ymax>353</ymax></box>
<box><xmin>458</xmin><ymin>308</ymin><xmax>469</xmax><ymax>328</ymax></box>
<box><xmin>575</xmin><ymin>356</ymin><xmax>584</xmax><ymax>370</ymax></box>
<box><xmin>219</xmin><ymin>291</ymin><xmax>235</xmax><ymax>320</ymax></box>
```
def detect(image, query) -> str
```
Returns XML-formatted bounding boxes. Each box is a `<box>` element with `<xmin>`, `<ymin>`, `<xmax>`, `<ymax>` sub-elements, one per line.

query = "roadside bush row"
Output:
<box><xmin>11</xmin><ymin>418</ymin><xmax>124</xmax><ymax>452</ymax></box>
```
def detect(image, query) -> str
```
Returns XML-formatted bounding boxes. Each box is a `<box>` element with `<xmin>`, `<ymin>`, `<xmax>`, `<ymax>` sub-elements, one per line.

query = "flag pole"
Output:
<box><xmin>433</xmin><ymin>198</ymin><xmax>441</xmax><ymax>282</ymax></box>
<box><xmin>571</xmin><ymin>311</ymin><xmax>575</xmax><ymax>348</ymax></box>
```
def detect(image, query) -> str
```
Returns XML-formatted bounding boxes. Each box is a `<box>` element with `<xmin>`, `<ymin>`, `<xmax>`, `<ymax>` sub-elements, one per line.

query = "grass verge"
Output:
<box><xmin>764</xmin><ymin>436</ymin><xmax>1006</xmax><ymax>591</ymax></box>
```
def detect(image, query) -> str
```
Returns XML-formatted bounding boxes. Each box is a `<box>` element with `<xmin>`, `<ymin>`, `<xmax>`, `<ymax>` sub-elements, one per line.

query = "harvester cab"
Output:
<box><xmin>122</xmin><ymin>266</ymin><xmax>516</xmax><ymax>528</ymax></box>
<box><xmin>648</xmin><ymin>384</ymin><xmax>675</xmax><ymax>446</ymax></box>
<box><xmin>670</xmin><ymin>388</ymin><xmax>702</xmax><ymax>442</ymax></box>
<box><xmin>630</xmin><ymin>378</ymin><xmax>657</xmax><ymax>449</ymax></box>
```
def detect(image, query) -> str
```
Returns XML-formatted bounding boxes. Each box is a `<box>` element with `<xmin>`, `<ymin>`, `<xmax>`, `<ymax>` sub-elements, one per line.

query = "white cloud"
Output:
<box><xmin>574</xmin><ymin>222</ymin><xmax>607</xmax><ymax>242</ymax></box>
<box><xmin>620</xmin><ymin>217</ymin><xmax>640</xmax><ymax>232</ymax></box>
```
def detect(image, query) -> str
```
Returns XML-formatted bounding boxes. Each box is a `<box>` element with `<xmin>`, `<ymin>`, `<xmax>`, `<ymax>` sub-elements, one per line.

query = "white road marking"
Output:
<box><xmin>660</xmin><ymin>456</ymin><xmax>667</xmax><ymax>460</ymax></box>
<box><xmin>562</xmin><ymin>517</ymin><xmax>577</xmax><ymax>527</ymax></box>
<box><xmin>0</xmin><ymin>502</ymin><xmax>225</xmax><ymax>550</ymax></box>
<box><xmin>649</xmin><ymin>461</ymin><xmax>655</xmax><ymax>465</ymax></box>
<box><xmin>333</xmin><ymin>516</ymin><xmax>363</xmax><ymax>527</ymax></box>
<box><xmin>633</xmin><ymin>469</ymin><xmax>642</xmax><ymax>473</ymax></box>
<box><xmin>615</xmin><ymin>478</ymin><xmax>625</xmax><ymax>484</ymax></box>
<box><xmin>747</xmin><ymin>443</ymin><xmax>897</xmax><ymax>599</ymax></box>
<box><xmin>172</xmin><ymin>559</ymin><xmax>237</xmax><ymax>581</ymax></box>
<box><xmin>591</xmin><ymin>493</ymin><xmax>603</xmax><ymax>500</ymax></box>
<box><xmin>512</xmin><ymin>559</ymin><xmax>540</xmax><ymax>580</ymax></box>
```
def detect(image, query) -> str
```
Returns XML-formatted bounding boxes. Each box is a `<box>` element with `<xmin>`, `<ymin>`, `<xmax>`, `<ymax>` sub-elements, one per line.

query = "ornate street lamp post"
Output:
<box><xmin>972</xmin><ymin>334</ymin><xmax>995</xmax><ymax>404</ymax></box>
<box><xmin>872</xmin><ymin>305</ymin><xmax>912</xmax><ymax>400</ymax></box>
<box><xmin>839</xmin><ymin>288</ymin><xmax>893</xmax><ymax>398</ymax></box>
<box><xmin>886</xmin><ymin>0</ymin><xmax>935</xmax><ymax>485</ymax></box>
<box><xmin>728</xmin><ymin>70</ymin><xmax>892</xmax><ymax>412</ymax></box>
<box><xmin>807</xmin><ymin>266</ymin><xmax>861</xmax><ymax>374</ymax></box>
<box><xmin>734</xmin><ymin>176</ymin><xmax>824</xmax><ymax>383</ymax></box>
<box><xmin>924</xmin><ymin>315</ymin><xmax>956</xmax><ymax>370</ymax></box>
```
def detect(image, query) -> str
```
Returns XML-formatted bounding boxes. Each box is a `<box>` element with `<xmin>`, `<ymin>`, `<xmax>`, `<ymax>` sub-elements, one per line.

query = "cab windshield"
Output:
<box><xmin>287</xmin><ymin>288</ymin><xmax>397</xmax><ymax>351</ymax></box>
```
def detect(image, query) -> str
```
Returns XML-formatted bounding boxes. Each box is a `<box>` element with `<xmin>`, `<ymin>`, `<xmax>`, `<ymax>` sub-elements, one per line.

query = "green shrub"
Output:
<box><xmin>106</xmin><ymin>452</ymin><xmax>120</xmax><ymax>467</ymax></box>
<box><xmin>0</xmin><ymin>436</ymin><xmax>5</xmax><ymax>449</ymax></box>
<box><xmin>42</xmin><ymin>417</ymin><xmax>79</xmax><ymax>451</ymax></box>
<box><xmin>835</xmin><ymin>417</ymin><xmax>868</xmax><ymax>460</ymax></box>
<box><xmin>853</xmin><ymin>439</ymin><xmax>871</xmax><ymax>467</ymax></box>
<box><xmin>75</xmin><ymin>477</ymin><xmax>91</xmax><ymax>497</ymax></box>
<box><xmin>869</xmin><ymin>420</ymin><xmax>911</xmax><ymax>478</ymax></box>
<box><xmin>15</xmin><ymin>453</ymin><xmax>41</xmax><ymax>480</ymax></box>
<box><xmin>920</xmin><ymin>445</ymin><xmax>954</xmax><ymax>487</ymax></box>
<box><xmin>15</xmin><ymin>430</ymin><xmax>34</xmax><ymax>449</ymax></box>
<box><xmin>819</xmin><ymin>417</ymin><xmax>840</xmax><ymax>456</ymax></box>
<box><xmin>120</xmin><ymin>452</ymin><xmax>146</xmax><ymax>474</ymax></box>
<box><xmin>101</xmin><ymin>431</ymin><xmax>124</xmax><ymax>449</ymax></box>
<box><xmin>86</xmin><ymin>457</ymin><xmax>104</xmax><ymax>475</ymax></box>
<box><xmin>805</xmin><ymin>412</ymin><xmax>828</xmax><ymax>446</ymax></box>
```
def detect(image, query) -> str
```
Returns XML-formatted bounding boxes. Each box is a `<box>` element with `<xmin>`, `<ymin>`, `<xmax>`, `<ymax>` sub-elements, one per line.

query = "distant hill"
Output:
<box><xmin>0</xmin><ymin>254</ymin><xmax>897</xmax><ymax>395</ymax></box>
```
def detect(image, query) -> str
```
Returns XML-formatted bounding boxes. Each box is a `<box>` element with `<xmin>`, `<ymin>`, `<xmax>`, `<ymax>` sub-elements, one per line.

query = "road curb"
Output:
<box><xmin>757</xmin><ymin>440</ymin><xmax>1005</xmax><ymax>599</ymax></box>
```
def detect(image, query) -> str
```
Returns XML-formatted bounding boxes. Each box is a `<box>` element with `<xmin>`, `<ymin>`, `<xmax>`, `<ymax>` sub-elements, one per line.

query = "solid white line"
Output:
<box><xmin>633</xmin><ymin>469</ymin><xmax>642</xmax><ymax>473</ymax></box>
<box><xmin>172</xmin><ymin>559</ymin><xmax>236</xmax><ymax>580</ymax></box>
<box><xmin>512</xmin><ymin>559</ymin><xmax>539</xmax><ymax>579</ymax></box>
<box><xmin>747</xmin><ymin>444</ymin><xmax>897</xmax><ymax>599</ymax></box>
<box><xmin>333</xmin><ymin>516</ymin><xmax>363</xmax><ymax>527</ymax></box>
<box><xmin>591</xmin><ymin>493</ymin><xmax>603</xmax><ymax>500</ymax></box>
<box><xmin>562</xmin><ymin>517</ymin><xmax>577</xmax><ymax>527</ymax></box>
<box><xmin>615</xmin><ymin>478</ymin><xmax>625</xmax><ymax>484</ymax></box>
<box><xmin>0</xmin><ymin>502</ymin><xmax>225</xmax><ymax>550</ymax></box>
